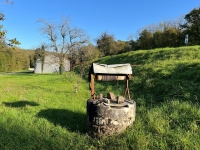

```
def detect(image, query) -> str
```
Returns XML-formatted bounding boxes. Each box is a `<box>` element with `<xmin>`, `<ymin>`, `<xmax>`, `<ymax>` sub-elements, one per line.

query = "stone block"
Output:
<box><xmin>117</xmin><ymin>96</ymin><xmax>125</xmax><ymax>104</ymax></box>
<box><xmin>107</xmin><ymin>92</ymin><xmax>115</xmax><ymax>100</ymax></box>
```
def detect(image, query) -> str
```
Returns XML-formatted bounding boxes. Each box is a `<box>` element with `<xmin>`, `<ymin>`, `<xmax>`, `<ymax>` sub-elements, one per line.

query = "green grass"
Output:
<box><xmin>1</xmin><ymin>46</ymin><xmax>200</xmax><ymax>149</ymax></box>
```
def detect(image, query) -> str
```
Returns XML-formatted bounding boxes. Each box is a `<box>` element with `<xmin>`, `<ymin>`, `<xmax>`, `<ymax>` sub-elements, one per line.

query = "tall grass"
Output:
<box><xmin>0</xmin><ymin>46</ymin><xmax>200</xmax><ymax>149</ymax></box>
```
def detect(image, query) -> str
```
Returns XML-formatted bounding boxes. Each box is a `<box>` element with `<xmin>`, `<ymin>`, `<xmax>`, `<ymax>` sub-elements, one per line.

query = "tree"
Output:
<box><xmin>152</xmin><ymin>30</ymin><xmax>163</xmax><ymax>48</ymax></box>
<box><xmin>38</xmin><ymin>17</ymin><xmax>88</xmax><ymax>74</ymax></box>
<box><xmin>180</xmin><ymin>7</ymin><xmax>200</xmax><ymax>45</ymax></box>
<box><xmin>128</xmin><ymin>39</ymin><xmax>139</xmax><ymax>51</ymax></box>
<box><xmin>115</xmin><ymin>40</ymin><xmax>131</xmax><ymax>54</ymax></box>
<box><xmin>96</xmin><ymin>32</ymin><xmax>116</xmax><ymax>56</ymax></box>
<box><xmin>138</xmin><ymin>29</ymin><xmax>153</xmax><ymax>49</ymax></box>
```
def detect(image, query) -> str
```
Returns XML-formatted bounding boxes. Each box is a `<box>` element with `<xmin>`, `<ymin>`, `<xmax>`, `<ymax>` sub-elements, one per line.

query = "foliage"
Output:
<box><xmin>96</xmin><ymin>32</ymin><xmax>131</xmax><ymax>56</ymax></box>
<box><xmin>138</xmin><ymin>29</ymin><xmax>153</xmax><ymax>49</ymax></box>
<box><xmin>0</xmin><ymin>45</ymin><xmax>32</xmax><ymax>72</ymax></box>
<box><xmin>96</xmin><ymin>32</ymin><xmax>116</xmax><ymax>56</ymax></box>
<box><xmin>74</xmin><ymin>44</ymin><xmax>99</xmax><ymax>78</ymax></box>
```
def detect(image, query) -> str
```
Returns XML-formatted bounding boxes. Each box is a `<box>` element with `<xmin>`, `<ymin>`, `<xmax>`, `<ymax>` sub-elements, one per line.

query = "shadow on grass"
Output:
<box><xmin>37</xmin><ymin>109</ymin><xmax>86</xmax><ymax>133</ymax></box>
<box><xmin>4</xmin><ymin>70</ymin><xmax>34</xmax><ymax>75</ymax></box>
<box><xmin>2</xmin><ymin>100</ymin><xmax>39</xmax><ymax>108</ymax></box>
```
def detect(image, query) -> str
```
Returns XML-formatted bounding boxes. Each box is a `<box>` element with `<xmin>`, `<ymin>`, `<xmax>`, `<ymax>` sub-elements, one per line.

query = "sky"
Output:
<box><xmin>1</xmin><ymin>0</ymin><xmax>200</xmax><ymax>50</ymax></box>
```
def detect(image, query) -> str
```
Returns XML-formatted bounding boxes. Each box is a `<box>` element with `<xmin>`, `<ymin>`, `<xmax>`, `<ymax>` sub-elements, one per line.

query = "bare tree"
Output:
<box><xmin>37</xmin><ymin>17</ymin><xmax>88</xmax><ymax>74</ymax></box>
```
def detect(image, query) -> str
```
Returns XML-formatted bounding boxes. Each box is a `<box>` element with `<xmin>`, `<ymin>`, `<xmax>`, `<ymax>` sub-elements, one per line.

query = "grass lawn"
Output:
<box><xmin>0</xmin><ymin>46</ymin><xmax>200</xmax><ymax>149</ymax></box>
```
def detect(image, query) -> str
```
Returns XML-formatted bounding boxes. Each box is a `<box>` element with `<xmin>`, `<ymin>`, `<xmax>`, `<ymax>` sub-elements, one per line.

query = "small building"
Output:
<box><xmin>34</xmin><ymin>55</ymin><xmax>70</xmax><ymax>74</ymax></box>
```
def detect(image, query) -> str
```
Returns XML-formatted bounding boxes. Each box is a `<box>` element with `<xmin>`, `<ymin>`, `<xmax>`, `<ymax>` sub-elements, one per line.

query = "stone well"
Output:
<box><xmin>87</xmin><ymin>63</ymin><xmax>136</xmax><ymax>136</ymax></box>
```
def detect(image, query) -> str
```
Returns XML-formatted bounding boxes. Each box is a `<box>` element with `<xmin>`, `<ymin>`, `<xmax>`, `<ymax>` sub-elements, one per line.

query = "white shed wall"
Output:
<box><xmin>34</xmin><ymin>55</ymin><xmax>70</xmax><ymax>74</ymax></box>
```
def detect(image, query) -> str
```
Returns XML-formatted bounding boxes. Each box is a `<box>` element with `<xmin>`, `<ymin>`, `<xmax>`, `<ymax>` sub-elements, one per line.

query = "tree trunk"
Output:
<box><xmin>59</xmin><ymin>63</ymin><xmax>64</xmax><ymax>74</ymax></box>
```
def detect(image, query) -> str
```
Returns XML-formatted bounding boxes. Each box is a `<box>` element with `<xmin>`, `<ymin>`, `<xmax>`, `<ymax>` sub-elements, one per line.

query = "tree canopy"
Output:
<box><xmin>96</xmin><ymin>32</ymin><xmax>131</xmax><ymax>56</ymax></box>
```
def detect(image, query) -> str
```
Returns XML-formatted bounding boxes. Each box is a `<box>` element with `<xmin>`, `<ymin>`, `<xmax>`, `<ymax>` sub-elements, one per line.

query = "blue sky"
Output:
<box><xmin>1</xmin><ymin>0</ymin><xmax>200</xmax><ymax>49</ymax></box>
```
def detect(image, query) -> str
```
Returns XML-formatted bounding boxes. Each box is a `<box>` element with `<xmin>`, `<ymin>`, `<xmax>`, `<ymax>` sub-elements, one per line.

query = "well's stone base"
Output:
<box><xmin>87</xmin><ymin>98</ymin><xmax>136</xmax><ymax>137</ymax></box>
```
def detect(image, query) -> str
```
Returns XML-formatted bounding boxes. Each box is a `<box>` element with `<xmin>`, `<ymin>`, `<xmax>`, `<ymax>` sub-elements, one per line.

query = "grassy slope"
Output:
<box><xmin>0</xmin><ymin>46</ymin><xmax>200</xmax><ymax>149</ymax></box>
<box><xmin>96</xmin><ymin>46</ymin><xmax>200</xmax><ymax>149</ymax></box>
